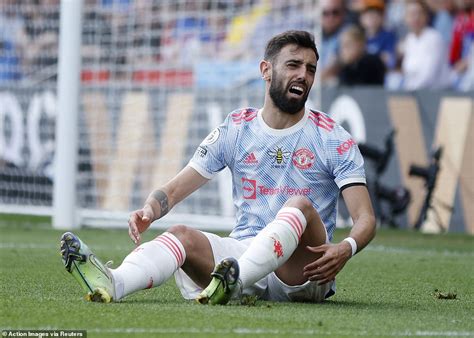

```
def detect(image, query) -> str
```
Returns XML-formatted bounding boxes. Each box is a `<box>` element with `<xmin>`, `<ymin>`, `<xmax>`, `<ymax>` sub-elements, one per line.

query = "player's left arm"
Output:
<box><xmin>304</xmin><ymin>123</ymin><xmax>376</xmax><ymax>284</ymax></box>
<box><xmin>305</xmin><ymin>185</ymin><xmax>376</xmax><ymax>285</ymax></box>
<box><xmin>341</xmin><ymin>184</ymin><xmax>376</xmax><ymax>252</ymax></box>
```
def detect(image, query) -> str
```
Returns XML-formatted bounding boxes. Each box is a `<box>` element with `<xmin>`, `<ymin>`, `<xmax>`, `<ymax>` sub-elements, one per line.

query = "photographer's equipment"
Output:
<box><xmin>359</xmin><ymin>130</ymin><xmax>411</xmax><ymax>227</ymax></box>
<box><xmin>409</xmin><ymin>147</ymin><xmax>444</xmax><ymax>230</ymax></box>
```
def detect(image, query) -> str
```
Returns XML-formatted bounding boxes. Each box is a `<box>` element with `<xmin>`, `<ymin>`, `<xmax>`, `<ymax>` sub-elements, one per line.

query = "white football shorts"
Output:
<box><xmin>174</xmin><ymin>231</ymin><xmax>335</xmax><ymax>302</ymax></box>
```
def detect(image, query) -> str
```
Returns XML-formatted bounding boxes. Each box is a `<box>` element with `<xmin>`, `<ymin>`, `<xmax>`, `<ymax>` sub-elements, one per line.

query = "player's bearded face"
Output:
<box><xmin>269</xmin><ymin>67</ymin><xmax>309</xmax><ymax>115</ymax></box>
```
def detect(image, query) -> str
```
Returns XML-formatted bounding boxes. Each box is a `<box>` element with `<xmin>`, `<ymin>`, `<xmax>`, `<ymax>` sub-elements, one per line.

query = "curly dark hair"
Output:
<box><xmin>264</xmin><ymin>30</ymin><xmax>319</xmax><ymax>62</ymax></box>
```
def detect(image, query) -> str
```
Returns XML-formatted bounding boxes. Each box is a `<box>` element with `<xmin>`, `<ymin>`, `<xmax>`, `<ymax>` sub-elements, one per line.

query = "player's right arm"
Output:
<box><xmin>128</xmin><ymin>166</ymin><xmax>209</xmax><ymax>245</ymax></box>
<box><xmin>128</xmin><ymin>109</ymin><xmax>240</xmax><ymax>244</ymax></box>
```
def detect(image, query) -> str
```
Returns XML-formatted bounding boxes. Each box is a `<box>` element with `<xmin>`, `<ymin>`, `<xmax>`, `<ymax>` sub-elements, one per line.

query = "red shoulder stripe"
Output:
<box><xmin>308</xmin><ymin>111</ymin><xmax>335</xmax><ymax>132</ymax></box>
<box><xmin>232</xmin><ymin>108</ymin><xmax>258</xmax><ymax>125</ymax></box>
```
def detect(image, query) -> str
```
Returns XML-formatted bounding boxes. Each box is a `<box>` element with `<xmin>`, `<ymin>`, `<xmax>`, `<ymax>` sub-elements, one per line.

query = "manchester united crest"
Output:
<box><xmin>292</xmin><ymin>148</ymin><xmax>315</xmax><ymax>170</ymax></box>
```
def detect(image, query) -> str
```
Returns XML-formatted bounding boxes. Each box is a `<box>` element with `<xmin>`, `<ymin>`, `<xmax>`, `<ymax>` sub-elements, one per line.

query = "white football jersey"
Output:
<box><xmin>189</xmin><ymin>107</ymin><xmax>366</xmax><ymax>241</ymax></box>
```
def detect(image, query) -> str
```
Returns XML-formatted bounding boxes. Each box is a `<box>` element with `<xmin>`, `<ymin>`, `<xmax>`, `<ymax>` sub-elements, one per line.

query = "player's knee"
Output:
<box><xmin>166</xmin><ymin>224</ymin><xmax>194</xmax><ymax>252</ymax></box>
<box><xmin>282</xmin><ymin>196</ymin><xmax>319</xmax><ymax>226</ymax></box>
<box><xmin>284</xmin><ymin>196</ymin><xmax>314</xmax><ymax>216</ymax></box>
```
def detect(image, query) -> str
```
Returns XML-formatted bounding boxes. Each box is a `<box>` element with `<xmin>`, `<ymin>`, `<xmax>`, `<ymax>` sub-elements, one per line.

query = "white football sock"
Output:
<box><xmin>110</xmin><ymin>232</ymin><xmax>185</xmax><ymax>300</ymax></box>
<box><xmin>238</xmin><ymin>207</ymin><xmax>307</xmax><ymax>288</ymax></box>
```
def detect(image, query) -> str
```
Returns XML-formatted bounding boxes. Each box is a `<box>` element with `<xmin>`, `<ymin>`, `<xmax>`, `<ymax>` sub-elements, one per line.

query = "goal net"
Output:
<box><xmin>0</xmin><ymin>0</ymin><xmax>321</xmax><ymax>230</ymax></box>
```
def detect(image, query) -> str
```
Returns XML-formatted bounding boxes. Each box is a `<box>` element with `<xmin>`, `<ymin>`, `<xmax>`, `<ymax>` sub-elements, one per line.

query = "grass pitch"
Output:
<box><xmin>1</xmin><ymin>214</ymin><xmax>473</xmax><ymax>337</ymax></box>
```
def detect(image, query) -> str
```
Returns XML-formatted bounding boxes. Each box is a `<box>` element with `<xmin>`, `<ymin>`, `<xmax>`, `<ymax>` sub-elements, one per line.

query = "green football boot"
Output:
<box><xmin>60</xmin><ymin>232</ymin><xmax>115</xmax><ymax>302</ymax></box>
<box><xmin>196</xmin><ymin>257</ymin><xmax>240</xmax><ymax>305</ymax></box>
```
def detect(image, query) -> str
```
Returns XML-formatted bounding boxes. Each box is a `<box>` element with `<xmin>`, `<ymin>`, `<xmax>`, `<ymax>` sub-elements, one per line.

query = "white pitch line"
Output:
<box><xmin>366</xmin><ymin>245</ymin><xmax>474</xmax><ymax>257</ymax></box>
<box><xmin>1</xmin><ymin>242</ymin><xmax>473</xmax><ymax>258</ymax></box>
<box><xmin>27</xmin><ymin>327</ymin><xmax>474</xmax><ymax>337</ymax></box>
<box><xmin>410</xmin><ymin>331</ymin><xmax>474</xmax><ymax>337</ymax></box>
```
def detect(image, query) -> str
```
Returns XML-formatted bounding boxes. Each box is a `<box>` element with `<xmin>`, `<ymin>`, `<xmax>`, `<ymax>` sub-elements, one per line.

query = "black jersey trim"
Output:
<box><xmin>340</xmin><ymin>182</ymin><xmax>367</xmax><ymax>192</ymax></box>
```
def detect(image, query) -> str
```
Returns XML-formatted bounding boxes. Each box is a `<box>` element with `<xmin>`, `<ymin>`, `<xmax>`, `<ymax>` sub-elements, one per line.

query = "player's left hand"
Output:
<box><xmin>303</xmin><ymin>242</ymin><xmax>352</xmax><ymax>285</ymax></box>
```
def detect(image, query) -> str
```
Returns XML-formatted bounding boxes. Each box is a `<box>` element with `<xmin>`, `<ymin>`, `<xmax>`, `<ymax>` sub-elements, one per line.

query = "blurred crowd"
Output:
<box><xmin>322</xmin><ymin>0</ymin><xmax>474</xmax><ymax>91</ymax></box>
<box><xmin>0</xmin><ymin>0</ymin><xmax>59</xmax><ymax>84</ymax></box>
<box><xmin>1</xmin><ymin>0</ymin><xmax>473</xmax><ymax>91</ymax></box>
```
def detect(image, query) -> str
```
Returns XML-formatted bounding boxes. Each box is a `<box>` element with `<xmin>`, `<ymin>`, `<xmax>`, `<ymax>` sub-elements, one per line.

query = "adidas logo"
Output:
<box><xmin>243</xmin><ymin>152</ymin><xmax>258</xmax><ymax>164</ymax></box>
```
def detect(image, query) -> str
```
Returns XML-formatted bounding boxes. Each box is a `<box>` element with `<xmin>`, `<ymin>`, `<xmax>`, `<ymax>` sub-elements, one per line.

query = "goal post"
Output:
<box><xmin>53</xmin><ymin>0</ymin><xmax>83</xmax><ymax>230</ymax></box>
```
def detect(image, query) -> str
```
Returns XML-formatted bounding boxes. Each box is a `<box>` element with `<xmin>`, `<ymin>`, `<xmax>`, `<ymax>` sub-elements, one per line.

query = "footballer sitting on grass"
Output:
<box><xmin>60</xmin><ymin>30</ymin><xmax>376</xmax><ymax>305</ymax></box>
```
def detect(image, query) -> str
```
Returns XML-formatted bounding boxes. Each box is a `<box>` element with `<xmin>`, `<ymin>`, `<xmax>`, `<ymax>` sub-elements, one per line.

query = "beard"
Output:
<box><xmin>269</xmin><ymin>71</ymin><xmax>309</xmax><ymax>115</ymax></box>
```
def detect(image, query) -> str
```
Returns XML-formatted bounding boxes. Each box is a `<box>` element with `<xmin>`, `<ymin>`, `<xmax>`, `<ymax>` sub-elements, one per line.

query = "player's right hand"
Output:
<box><xmin>128</xmin><ymin>204</ymin><xmax>155</xmax><ymax>245</ymax></box>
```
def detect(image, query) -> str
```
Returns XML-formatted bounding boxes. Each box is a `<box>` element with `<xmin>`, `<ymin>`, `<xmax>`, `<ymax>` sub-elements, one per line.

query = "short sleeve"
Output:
<box><xmin>327</xmin><ymin>125</ymin><xmax>366</xmax><ymax>189</ymax></box>
<box><xmin>188</xmin><ymin>113</ymin><xmax>237</xmax><ymax>179</ymax></box>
